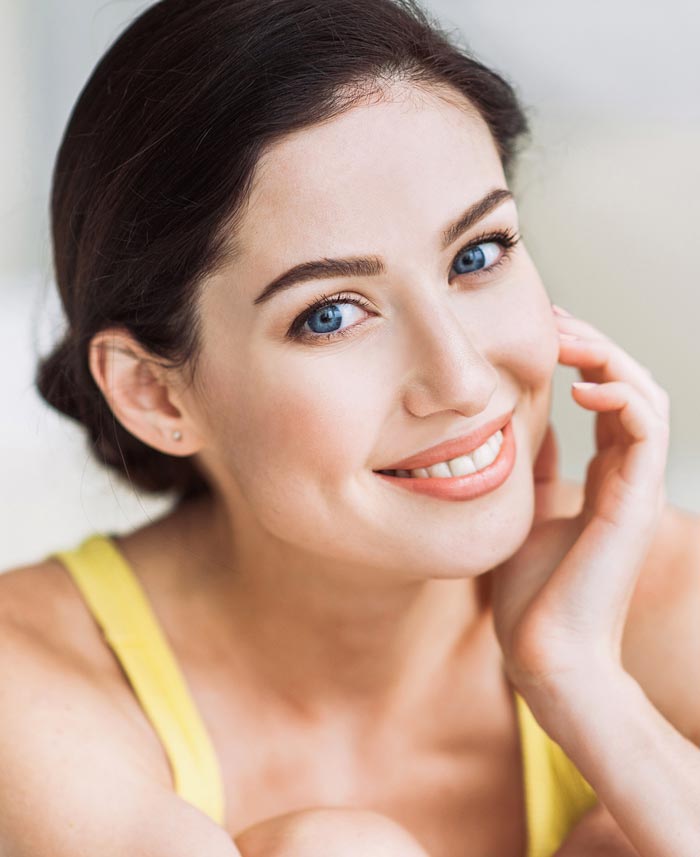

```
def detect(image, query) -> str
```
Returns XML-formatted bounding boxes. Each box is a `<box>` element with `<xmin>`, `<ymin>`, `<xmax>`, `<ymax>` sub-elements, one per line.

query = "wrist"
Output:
<box><xmin>518</xmin><ymin>660</ymin><xmax>637</xmax><ymax>745</ymax></box>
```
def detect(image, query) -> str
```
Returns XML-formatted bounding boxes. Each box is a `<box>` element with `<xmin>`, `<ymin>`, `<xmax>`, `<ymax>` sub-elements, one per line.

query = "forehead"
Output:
<box><xmin>237</xmin><ymin>85</ymin><xmax>506</xmax><ymax>259</ymax></box>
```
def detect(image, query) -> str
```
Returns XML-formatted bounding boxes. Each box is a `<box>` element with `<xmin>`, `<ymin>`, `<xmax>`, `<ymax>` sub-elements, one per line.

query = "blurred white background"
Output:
<box><xmin>1</xmin><ymin>0</ymin><xmax>698</xmax><ymax>569</ymax></box>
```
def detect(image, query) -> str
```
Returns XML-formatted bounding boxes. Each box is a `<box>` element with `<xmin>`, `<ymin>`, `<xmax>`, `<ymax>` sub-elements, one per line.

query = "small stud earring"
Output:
<box><xmin>172</xmin><ymin>430</ymin><xmax>183</xmax><ymax>441</ymax></box>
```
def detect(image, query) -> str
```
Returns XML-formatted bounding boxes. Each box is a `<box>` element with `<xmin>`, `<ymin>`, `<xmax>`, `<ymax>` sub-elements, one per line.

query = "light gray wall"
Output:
<box><xmin>1</xmin><ymin>1</ymin><xmax>698</xmax><ymax>569</ymax></box>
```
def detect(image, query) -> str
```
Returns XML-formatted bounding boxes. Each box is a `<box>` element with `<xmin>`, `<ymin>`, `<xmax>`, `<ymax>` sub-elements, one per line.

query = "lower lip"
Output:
<box><xmin>373</xmin><ymin>418</ymin><xmax>516</xmax><ymax>501</ymax></box>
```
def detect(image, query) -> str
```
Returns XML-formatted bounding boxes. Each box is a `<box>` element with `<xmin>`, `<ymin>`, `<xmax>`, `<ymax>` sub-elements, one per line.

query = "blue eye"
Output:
<box><xmin>292</xmin><ymin>293</ymin><xmax>371</xmax><ymax>341</ymax></box>
<box><xmin>287</xmin><ymin>226</ymin><xmax>521</xmax><ymax>345</ymax></box>
<box><xmin>452</xmin><ymin>241</ymin><xmax>502</xmax><ymax>276</ymax></box>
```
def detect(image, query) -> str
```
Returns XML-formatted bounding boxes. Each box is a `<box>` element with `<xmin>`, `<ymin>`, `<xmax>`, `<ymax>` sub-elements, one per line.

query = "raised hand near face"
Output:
<box><xmin>490</xmin><ymin>305</ymin><xmax>670</xmax><ymax>698</ymax></box>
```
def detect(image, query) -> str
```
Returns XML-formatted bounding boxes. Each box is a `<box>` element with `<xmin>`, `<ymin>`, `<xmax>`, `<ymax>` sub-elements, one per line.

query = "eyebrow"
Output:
<box><xmin>252</xmin><ymin>187</ymin><xmax>514</xmax><ymax>306</ymax></box>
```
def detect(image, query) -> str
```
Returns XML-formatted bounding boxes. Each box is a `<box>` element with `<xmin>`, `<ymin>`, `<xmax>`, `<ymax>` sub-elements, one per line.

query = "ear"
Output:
<box><xmin>87</xmin><ymin>328</ymin><xmax>205</xmax><ymax>456</ymax></box>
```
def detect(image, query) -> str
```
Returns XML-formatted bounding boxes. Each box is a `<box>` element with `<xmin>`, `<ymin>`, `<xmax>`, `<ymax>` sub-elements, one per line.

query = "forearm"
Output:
<box><xmin>525</xmin><ymin>666</ymin><xmax>700</xmax><ymax>857</ymax></box>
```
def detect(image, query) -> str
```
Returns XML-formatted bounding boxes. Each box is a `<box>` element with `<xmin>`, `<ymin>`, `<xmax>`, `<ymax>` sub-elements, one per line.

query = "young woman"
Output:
<box><xmin>1</xmin><ymin>1</ymin><xmax>698</xmax><ymax>856</ymax></box>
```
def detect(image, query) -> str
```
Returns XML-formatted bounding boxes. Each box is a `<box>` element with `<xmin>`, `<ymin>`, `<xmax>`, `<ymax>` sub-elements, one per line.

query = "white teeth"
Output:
<box><xmin>424</xmin><ymin>461</ymin><xmax>452</xmax><ymax>478</ymax></box>
<box><xmin>471</xmin><ymin>441</ymin><xmax>496</xmax><ymax>471</ymax></box>
<box><xmin>392</xmin><ymin>427</ymin><xmax>504</xmax><ymax>479</ymax></box>
<box><xmin>446</xmin><ymin>455</ymin><xmax>477</xmax><ymax>477</ymax></box>
<box><xmin>411</xmin><ymin>467</ymin><xmax>430</xmax><ymax>479</ymax></box>
<box><xmin>487</xmin><ymin>430</ymin><xmax>503</xmax><ymax>454</ymax></box>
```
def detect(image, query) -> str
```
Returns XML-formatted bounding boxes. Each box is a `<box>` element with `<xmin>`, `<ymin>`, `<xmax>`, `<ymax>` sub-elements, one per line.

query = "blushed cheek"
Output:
<box><xmin>263</xmin><ymin>382</ymin><xmax>369</xmax><ymax>467</ymax></box>
<box><xmin>220</xmin><ymin>357</ymin><xmax>380</xmax><ymax>505</ymax></box>
<box><xmin>492</xmin><ymin>282</ymin><xmax>559</xmax><ymax>391</ymax></box>
<box><xmin>482</xmin><ymin>283</ymin><xmax>559</xmax><ymax>472</ymax></box>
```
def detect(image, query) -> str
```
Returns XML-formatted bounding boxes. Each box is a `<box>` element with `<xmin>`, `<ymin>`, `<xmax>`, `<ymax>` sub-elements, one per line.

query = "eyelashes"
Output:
<box><xmin>286</xmin><ymin>226</ymin><xmax>521</xmax><ymax>344</ymax></box>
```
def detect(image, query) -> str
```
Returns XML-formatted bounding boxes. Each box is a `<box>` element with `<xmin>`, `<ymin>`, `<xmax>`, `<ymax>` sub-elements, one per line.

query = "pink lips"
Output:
<box><xmin>374</xmin><ymin>408</ymin><xmax>515</xmax><ymax>472</ymax></box>
<box><xmin>374</xmin><ymin>416</ymin><xmax>517</xmax><ymax>501</ymax></box>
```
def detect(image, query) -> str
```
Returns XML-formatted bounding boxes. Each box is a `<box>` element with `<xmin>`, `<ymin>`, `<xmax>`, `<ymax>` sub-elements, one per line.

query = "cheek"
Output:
<box><xmin>224</xmin><ymin>352</ymin><xmax>382</xmax><ymax>487</ymax></box>
<box><xmin>265</xmin><ymin>376</ymin><xmax>374</xmax><ymax>467</ymax></box>
<box><xmin>222</xmin><ymin>355</ymin><xmax>385</xmax><ymax>539</ymax></box>
<box><xmin>491</xmin><ymin>275</ymin><xmax>559</xmax><ymax>389</ymax></box>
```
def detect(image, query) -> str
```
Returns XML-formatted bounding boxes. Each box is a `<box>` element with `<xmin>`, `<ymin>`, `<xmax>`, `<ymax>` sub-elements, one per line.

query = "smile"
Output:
<box><xmin>379</xmin><ymin>426</ymin><xmax>504</xmax><ymax>478</ymax></box>
<box><xmin>373</xmin><ymin>418</ymin><xmax>516</xmax><ymax>501</ymax></box>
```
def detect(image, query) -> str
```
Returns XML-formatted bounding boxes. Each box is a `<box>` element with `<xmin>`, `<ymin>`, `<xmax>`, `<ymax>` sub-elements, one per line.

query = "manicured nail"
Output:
<box><xmin>559</xmin><ymin>332</ymin><xmax>579</xmax><ymax>341</ymax></box>
<box><xmin>552</xmin><ymin>304</ymin><xmax>573</xmax><ymax>317</ymax></box>
<box><xmin>572</xmin><ymin>382</ymin><xmax>597</xmax><ymax>390</ymax></box>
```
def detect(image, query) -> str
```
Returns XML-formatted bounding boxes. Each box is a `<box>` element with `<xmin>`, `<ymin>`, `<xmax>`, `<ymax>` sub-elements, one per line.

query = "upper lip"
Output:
<box><xmin>375</xmin><ymin>408</ymin><xmax>514</xmax><ymax>471</ymax></box>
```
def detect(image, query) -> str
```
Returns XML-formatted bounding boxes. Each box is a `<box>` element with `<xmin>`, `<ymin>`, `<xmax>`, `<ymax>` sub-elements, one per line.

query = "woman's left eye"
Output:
<box><xmin>451</xmin><ymin>240</ymin><xmax>503</xmax><ymax>276</ymax></box>
<box><xmin>449</xmin><ymin>226</ymin><xmax>521</xmax><ymax>280</ymax></box>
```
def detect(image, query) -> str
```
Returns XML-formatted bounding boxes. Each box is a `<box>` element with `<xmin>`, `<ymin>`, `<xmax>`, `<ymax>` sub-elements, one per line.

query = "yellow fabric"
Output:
<box><xmin>50</xmin><ymin>532</ymin><xmax>598</xmax><ymax>853</ymax></box>
<box><xmin>513</xmin><ymin>688</ymin><xmax>598</xmax><ymax>856</ymax></box>
<box><xmin>50</xmin><ymin>533</ymin><xmax>226</xmax><ymax>825</ymax></box>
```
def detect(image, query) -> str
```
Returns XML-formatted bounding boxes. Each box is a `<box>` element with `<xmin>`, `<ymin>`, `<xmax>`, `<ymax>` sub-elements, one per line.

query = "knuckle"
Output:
<box><xmin>657</xmin><ymin>388</ymin><xmax>671</xmax><ymax>413</ymax></box>
<box><xmin>655</xmin><ymin>418</ymin><xmax>671</xmax><ymax>441</ymax></box>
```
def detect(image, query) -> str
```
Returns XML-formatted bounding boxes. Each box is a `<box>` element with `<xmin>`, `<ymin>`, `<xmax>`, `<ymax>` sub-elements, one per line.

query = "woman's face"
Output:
<box><xmin>188</xmin><ymin>84</ymin><xmax>559</xmax><ymax>582</ymax></box>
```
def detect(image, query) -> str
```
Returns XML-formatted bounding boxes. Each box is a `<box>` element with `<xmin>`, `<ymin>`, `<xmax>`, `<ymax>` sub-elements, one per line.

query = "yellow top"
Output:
<box><xmin>50</xmin><ymin>532</ymin><xmax>597</xmax><ymax>855</ymax></box>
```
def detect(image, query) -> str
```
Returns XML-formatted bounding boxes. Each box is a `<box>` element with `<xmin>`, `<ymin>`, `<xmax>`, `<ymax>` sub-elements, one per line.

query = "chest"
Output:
<box><xmin>201</xmin><ymin>672</ymin><xmax>528</xmax><ymax>857</ymax></box>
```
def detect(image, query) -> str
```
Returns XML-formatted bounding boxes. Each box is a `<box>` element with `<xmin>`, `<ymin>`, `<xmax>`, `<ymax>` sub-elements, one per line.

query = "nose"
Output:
<box><xmin>402</xmin><ymin>301</ymin><xmax>498</xmax><ymax>419</ymax></box>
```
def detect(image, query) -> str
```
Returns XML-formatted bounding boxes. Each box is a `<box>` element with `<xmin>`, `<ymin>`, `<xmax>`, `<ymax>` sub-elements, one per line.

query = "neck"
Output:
<box><xmin>167</xmin><ymin>493</ymin><xmax>493</xmax><ymax>725</ymax></box>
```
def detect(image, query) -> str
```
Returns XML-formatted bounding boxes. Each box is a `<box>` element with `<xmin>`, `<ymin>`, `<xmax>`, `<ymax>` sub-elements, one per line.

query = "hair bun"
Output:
<box><xmin>35</xmin><ymin>336</ymin><xmax>84</xmax><ymax>424</ymax></box>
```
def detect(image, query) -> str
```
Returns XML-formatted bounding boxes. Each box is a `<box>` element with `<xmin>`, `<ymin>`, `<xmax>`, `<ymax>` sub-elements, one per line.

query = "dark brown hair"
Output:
<box><xmin>36</xmin><ymin>0</ymin><xmax>530</xmax><ymax>501</ymax></box>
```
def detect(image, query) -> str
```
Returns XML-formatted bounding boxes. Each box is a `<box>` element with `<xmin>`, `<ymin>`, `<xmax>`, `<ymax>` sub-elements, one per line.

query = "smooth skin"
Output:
<box><xmin>1</xmin><ymin>82</ymin><xmax>698</xmax><ymax>856</ymax></box>
<box><xmin>2</xmin><ymin>446</ymin><xmax>690</xmax><ymax>857</ymax></box>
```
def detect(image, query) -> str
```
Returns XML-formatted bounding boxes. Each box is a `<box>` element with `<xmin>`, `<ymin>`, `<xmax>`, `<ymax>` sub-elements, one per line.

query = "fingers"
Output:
<box><xmin>553</xmin><ymin>309</ymin><xmax>670</xmax><ymax>422</ymax></box>
<box><xmin>571</xmin><ymin>380</ymin><xmax>669</xmax><ymax>453</ymax></box>
<box><xmin>551</xmin><ymin>305</ymin><xmax>669</xmax><ymax>511</ymax></box>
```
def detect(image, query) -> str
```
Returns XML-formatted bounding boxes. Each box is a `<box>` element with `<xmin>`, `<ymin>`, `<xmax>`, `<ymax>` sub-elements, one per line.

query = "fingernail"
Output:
<box><xmin>552</xmin><ymin>304</ymin><xmax>573</xmax><ymax>317</ymax></box>
<box><xmin>572</xmin><ymin>382</ymin><xmax>597</xmax><ymax>390</ymax></box>
<box><xmin>559</xmin><ymin>332</ymin><xmax>579</xmax><ymax>340</ymax></box>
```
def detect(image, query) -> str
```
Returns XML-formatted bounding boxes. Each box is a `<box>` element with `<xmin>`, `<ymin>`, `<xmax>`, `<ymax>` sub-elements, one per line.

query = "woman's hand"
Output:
<box><xmin>491</xmin><ymin>305</ymin><xmax>670</xmax><ymax>696</ymax></box>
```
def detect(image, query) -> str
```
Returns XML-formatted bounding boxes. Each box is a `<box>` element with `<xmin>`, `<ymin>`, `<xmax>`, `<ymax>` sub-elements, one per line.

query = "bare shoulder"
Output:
<box><xmin>0</xmin><ymin>558</ymin><xmax>238</xmax><ymax>856</ymax></box>
<box><xmin>0</xmin><ymin>556</ymin><xmax>126</xmax><ymax>697</ymax></box>
<box><xmin>554</xmin><ymin>481</ymin><xmax>700</xmax><ymax>744</ymax></box>
<box><xmin>0</xmin><ymin>555</ymin><xmax>171</xmax><ymax>775</ymax></box>
<box><xmin>621</xmin><ymin>501</ymin><xmax>700</xmax><ymax>744</ymax></box>
<box><xmin>0</xmin><ymin>556</ymin><xmax>103</xmax><ymax>663</ymax></box>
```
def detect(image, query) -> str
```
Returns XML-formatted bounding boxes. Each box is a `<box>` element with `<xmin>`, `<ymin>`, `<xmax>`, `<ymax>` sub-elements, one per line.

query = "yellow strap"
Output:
<box><xmin>514</xmin><ymin>690</ymin><xmax>598</xmax><ymax>857</ymax></box>
<box><xmin>52</xmin><ymin>531</ymin><xmax>597</xmax><ymax>845</ymax></box>
<box><xmin>50</xmin><ymin>532</ymin><xmax>225</xmax><ymax>825</ymax></box>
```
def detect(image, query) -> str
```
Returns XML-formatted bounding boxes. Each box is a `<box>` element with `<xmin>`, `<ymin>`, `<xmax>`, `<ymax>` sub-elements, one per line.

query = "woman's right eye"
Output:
<box><xmin>287</xmin><ymin>292</ymin><xmax>373</xmax><ymax>344</ymax></box>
